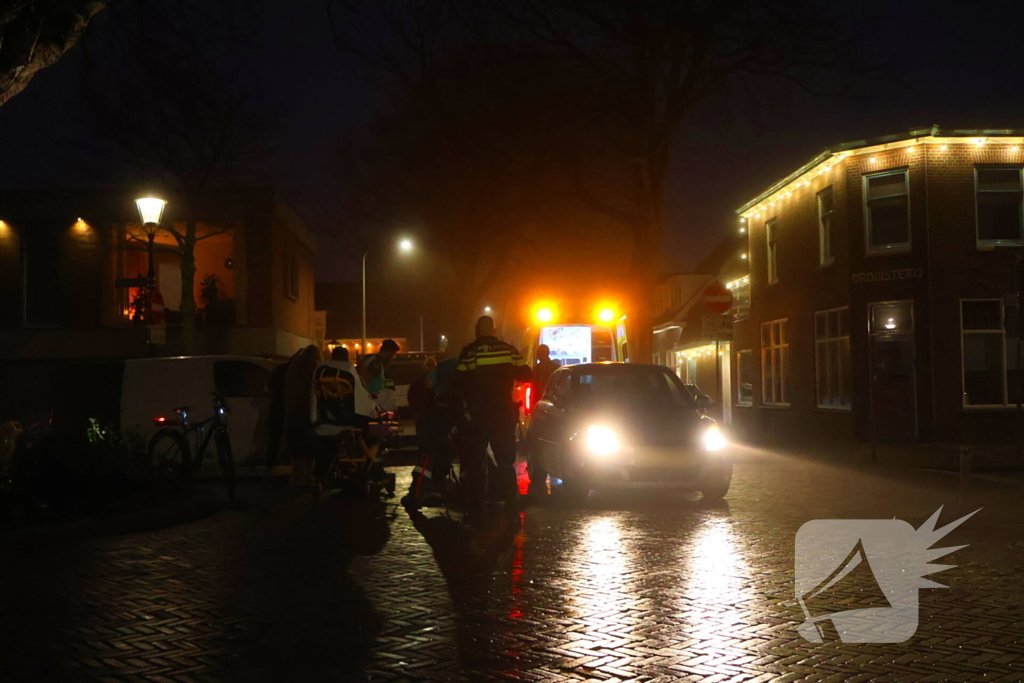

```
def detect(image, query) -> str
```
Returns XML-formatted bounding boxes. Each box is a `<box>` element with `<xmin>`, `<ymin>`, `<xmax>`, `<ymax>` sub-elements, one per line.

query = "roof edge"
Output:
<box><xmin>735</xmin><ymin>125</ymin><xmax>1024</xmax><ymax>215</ymax></box>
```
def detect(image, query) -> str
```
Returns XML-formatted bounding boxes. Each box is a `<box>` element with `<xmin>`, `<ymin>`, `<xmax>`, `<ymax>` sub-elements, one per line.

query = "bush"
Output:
<box><xmin>2</xmin><ymin>420</ymin><xmax>183</xmax><ymax>527</ymax></box>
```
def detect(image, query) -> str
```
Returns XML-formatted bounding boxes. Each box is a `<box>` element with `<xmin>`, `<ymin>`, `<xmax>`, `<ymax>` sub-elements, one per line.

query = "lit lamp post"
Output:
<box><xmin>135</xmin><ymin>196</ymin><xmax>167</xmax><ymax>324</ymax></box>
<box><xmin>361</xmin><ymin>236</ymin><xmax>415</xmax><ymax>358</ymax></box>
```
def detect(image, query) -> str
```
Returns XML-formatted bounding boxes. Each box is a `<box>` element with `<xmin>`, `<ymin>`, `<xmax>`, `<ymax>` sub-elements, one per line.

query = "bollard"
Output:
<box><xmin>959</xmin><ymin>445</ymin><xmax>972</xmax><ymax>509</ymax></box>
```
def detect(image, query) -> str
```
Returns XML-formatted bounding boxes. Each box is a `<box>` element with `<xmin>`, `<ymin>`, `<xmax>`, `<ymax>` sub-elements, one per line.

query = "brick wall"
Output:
<box><xmin>735</xmin><ymin>140</ymin><xmax>1024</xmax><ymax>445</ymax></box>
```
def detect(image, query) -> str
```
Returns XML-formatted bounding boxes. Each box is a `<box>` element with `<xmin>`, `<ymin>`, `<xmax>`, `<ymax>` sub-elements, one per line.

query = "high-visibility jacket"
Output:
<box><xmin>454</xmin><ymin>336</ymin><xmax>531</xmax><ymax>413</ymax></box>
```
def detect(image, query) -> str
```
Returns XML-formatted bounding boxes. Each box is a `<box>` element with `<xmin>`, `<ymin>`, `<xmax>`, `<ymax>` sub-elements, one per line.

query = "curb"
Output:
<box><xmin>0</xmin><ymin>487</ymin><xmax>221</xmax><ymax>549</ymax></box>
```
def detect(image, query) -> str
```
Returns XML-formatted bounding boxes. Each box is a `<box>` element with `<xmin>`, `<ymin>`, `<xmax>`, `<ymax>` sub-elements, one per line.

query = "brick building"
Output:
<box><xmin>0</xmin><ymin>187</ymin><xmax>318</xmax><ymax>360</ymax></box>
<box><xmin>731</xmin><ymin>125</ymin><xmax>1024</xmax><ymax>447</ymax></box>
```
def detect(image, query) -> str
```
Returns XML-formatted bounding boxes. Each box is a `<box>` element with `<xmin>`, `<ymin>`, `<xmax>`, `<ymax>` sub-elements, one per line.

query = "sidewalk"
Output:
<box><xmin>744</xmin><ymin>437</ymin><xmax>1024</xmax><ymax>487</ymax></box>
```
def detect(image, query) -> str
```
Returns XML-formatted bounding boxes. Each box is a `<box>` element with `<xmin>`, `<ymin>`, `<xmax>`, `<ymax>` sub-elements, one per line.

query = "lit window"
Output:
<box><xmin>975</xmin><ymin>167</ymin><xmax>1023</xmax><ymax>245</ymax></box>
<box><xmin>766</xmin><ymin>218</ymin><xmax>779</xmax><ymax>284</ymax></box>
<box><xmin>761</xmin><ymin>318</ymin><xmax>789</xmax><ymax>406</ymax></box>
<box><xmin>818</xmin><ymin>187</ymin><xmax>834</xmax><ymax>265</ymax></box>
<box><xmin>736</xmin><ymin>349</ymin><xmax>754</xmax><ymax>406</ymax></box>
<box><xmin>730</xmin><ymin>277</ymin><xmax>750</xmax><ymax>322</ymax></box>
<box><xmin>815</xmin><ymin>307</ymin><xmax>851</xmax><ymax>409</ymax></box>
<box><xmin>864</xmin><ymin>170</ymin><xmax>910</xmax><ymax>252</ymax></box>
<box><xmin>284</xmin><ymin>253</ymin><xmax>300</xmax><ymax>300</ymax></box>
<box><xmin>961</xmin><ymin>300</ymin><xmax>1018</xmax><ymax>407</ymax></box>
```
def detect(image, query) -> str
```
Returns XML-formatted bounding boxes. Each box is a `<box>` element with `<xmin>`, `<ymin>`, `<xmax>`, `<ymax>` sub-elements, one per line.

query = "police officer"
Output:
<box><xmin>454</xmin><ymin>316</ymin><xmax>531</xmax><ymax>516</ymax></box>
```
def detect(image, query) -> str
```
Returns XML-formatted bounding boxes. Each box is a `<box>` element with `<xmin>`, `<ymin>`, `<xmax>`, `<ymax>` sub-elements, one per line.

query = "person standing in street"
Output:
<box><xmin>359</xmin><ymin>339</ymin><xmax>400</xmax><ymax>410</ymax></box>
<box><xmin>526</xmin><ymin>344</ymin><xmax>559</xmax><ymax>497</ymax></box>
<box><xmin>454</xmin><ymin>316</ymin><xmax>531</xmax><ymax>518</ymax></box>
<box><xmin>532</xmin><ymin>344</ymin><xmax>559</xmax><ymax>398</ymax></box>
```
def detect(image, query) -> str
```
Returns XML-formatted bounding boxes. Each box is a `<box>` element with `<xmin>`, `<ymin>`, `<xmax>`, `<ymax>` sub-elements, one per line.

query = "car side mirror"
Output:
<box><xmin>697</xmin><ymin>394</ymin><xmax>713</xmax><ymax>409</ymax></box>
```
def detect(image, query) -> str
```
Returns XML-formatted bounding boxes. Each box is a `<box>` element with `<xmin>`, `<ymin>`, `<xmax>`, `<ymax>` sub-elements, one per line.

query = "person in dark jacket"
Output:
<box><xmin>526</xmin><ymin>344</ymin><xmax>561</xmax><ymax>496</ymax></box>
<box><xmin>454</xmin><ymin>316</ymin><xmax>531</xmax><ymax>516</ymax></box>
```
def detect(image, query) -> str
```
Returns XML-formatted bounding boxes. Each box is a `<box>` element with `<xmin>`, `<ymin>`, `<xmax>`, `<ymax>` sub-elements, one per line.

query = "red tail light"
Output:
<box><xmin>524</xmin><ymin>386</ymin><xmax>533</xmax><ymax>415</ymax></box>
<box><xmin>154</xmin><ymin>416</ymin><xmax>166</xmax><ymax>424</ymax></box>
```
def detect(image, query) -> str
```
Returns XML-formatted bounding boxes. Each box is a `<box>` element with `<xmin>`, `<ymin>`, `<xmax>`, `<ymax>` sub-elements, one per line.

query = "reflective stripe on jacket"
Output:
<box><xmin>454</xmin><ymin>336</ymin><xmax>531</xmax><ymax>413</ymax></box>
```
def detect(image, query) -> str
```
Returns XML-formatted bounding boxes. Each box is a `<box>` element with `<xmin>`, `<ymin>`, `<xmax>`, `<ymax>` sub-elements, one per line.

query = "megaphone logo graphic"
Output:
<box><xmin>794</xmin><ymin>507</ymin><xmax>978</xmax><ymax>643</ymax></box>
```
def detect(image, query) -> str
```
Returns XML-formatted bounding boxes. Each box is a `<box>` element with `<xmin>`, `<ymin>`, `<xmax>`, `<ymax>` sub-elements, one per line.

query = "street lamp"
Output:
<box><xmin>362</xmin><ymin>236</ymin><xmax>415</xmax><ymax>358</ymax></box>
<box><xmin>135</xmin><ymin>196</ymin><xmax>167</xmax><ymax>324</ymax></box>
<box><xmin>484</xmin><ymin>306</ymin><xmax>492</xmax><ymax>313</ymax></box>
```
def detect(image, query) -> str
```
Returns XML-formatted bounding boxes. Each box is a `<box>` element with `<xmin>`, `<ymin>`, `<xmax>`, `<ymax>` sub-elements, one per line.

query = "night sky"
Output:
<box><xmin>3</xmin><ymin>0</ymin><xmax>1024</xmax><ymax>334</ymax></box>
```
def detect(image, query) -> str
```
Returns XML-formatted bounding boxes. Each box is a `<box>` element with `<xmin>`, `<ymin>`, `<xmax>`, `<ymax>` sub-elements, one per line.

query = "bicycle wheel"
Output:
<box><xmin>215</xmin><ymin>429</ymin><xmax>236</xmax><ymax>500</ymax></box>
<box><xmin>148</xmin><ymin>429</ymin><xmax>191</xmax><ymax>481</ymax></box>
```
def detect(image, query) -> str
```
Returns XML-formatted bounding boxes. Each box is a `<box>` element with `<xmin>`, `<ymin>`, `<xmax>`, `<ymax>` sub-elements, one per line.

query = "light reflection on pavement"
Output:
<box><xmin>2</xmin><ymin>447</ymin><xmax>1024</xmax><ymax>681</ymax></box>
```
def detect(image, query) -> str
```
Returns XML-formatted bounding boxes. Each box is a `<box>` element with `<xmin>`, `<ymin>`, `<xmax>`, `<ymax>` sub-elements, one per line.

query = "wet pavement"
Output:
<box><xmin>3</xmin><ymin>446</ymin><xmax>1024</xmax><ymax>682</ymax></box>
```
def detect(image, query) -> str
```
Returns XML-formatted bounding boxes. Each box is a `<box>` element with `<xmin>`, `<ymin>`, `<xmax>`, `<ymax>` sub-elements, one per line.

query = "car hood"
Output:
<box><xmin>573</xmin><ymin>404</ymin><xmax>709</xmax><ymax>448</ymax></box>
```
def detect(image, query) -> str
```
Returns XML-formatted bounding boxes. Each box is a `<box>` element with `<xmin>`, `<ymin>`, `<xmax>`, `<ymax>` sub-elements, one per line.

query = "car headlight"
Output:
<box><xmin>703</xmin><ymin>424</ymin><xmax>726</xmax><ymax>452</ymax></box>
<box><xmin>584</xmin><ymin>424</ymin><xmax>620</xmax><ymax>457</ymax></box>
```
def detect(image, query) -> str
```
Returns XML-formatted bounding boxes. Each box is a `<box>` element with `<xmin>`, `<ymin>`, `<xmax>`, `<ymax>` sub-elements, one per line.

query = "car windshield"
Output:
<box><xmin>572</xmin><ymin>366</ymin><xmax>695</xmax><ymax>410</ymax></box>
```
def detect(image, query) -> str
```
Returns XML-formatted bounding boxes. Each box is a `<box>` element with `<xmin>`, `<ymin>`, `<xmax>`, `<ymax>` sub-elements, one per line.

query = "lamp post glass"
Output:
<box><xmin>136</xmin><ymin>197</ymin><xmax>167</xmax><ymax>226</ymax></box>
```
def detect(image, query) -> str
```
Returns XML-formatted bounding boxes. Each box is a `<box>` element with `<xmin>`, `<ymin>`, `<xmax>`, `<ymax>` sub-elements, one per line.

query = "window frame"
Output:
<box><xmin>818</xmin><ymin>186</ymin><xmax>835</xmax><ymax>266</ymax></box>
<box><xmin>731</xmin><ymin>277</ymin><xmax>751</xmax><ymax>322</ymax></box>
<box><xmin>960</xmin><ymin>298</ymin><xmax>1014</xmax><ymax>409</ymax></box>
<box><xmin>760</xmin><ymin>318</ymin><xmax>790</xmax><ymax>406</ymax></box>
<box><xmin>766</xmin><ymin>217</ymin><xmax>779</xmax><ymax>284</ymax></box>
<box><xmin>863</xmin><ymin>169</ymin><xmax>911</xmax><ymax>255</ymax></box>
<box><xmin>21</xmin><ymin>225</ymin><xmax>62</xmax><ymax>328</ymax></box>
<box><xmin>974</xmin><ymin>166</ymin><xmax>1024</xmax><ymax>247</ymax></box>
<box><xmin>814</xmin><ymin>306</ymin><xmax>851</xmax><ymax>410</ymax></box>
<box><xmin>736</xmin><ymin>348</ymin><xmax>754</xmax><ymax>407</ymax></box>
<box><xmin>284</xmin><ymin>252</ymin><xmax>300</xmax><ymax>301</ymax></box>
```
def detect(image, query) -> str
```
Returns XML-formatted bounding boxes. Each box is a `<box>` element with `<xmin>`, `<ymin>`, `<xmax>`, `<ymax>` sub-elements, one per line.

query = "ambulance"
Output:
<box><xmin>515</xmin><ymin>300</ymin><xmax>630</xmax><ymax>419</ymax></box>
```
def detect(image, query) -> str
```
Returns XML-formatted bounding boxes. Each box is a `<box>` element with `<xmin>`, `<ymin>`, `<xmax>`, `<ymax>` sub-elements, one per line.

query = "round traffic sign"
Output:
<box><xmin>702</xmin><ymin>282</ymin><xmax>733</xmax><ymax>314</ymax></box>
<box><xmin>150</xmin><ymin>290</ymin><xmax>165</xmax><ymax>325</ymax></box>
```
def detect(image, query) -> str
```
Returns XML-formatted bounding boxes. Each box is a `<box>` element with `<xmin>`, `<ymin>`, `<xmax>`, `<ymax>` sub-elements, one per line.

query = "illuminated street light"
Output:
<box><xmin>484</xmin><ymin>306</ymin><xmax>492</xmax><ymax>313</ymax></box>
<box><xmin>362</xmin><ymin>236</ymin><xmax>416</xmax><ymax>357</ymax></box>
<box><xmin>135</xmin><ymin>197</ymin><xmax>167</xmax><ymax>225</ymax></box>
<box><xmin>134</xmin><ymin>195</ymin><xmax>168</xmax><ymax>328</ymax></box>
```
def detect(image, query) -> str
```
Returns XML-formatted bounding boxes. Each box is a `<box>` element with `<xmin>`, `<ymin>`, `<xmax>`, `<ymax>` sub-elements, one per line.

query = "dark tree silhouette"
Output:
<box><xmin>78</xmin><ymin>0</ymin><xmax>272</xmax><ymax>347</ymax></box>
<box><xmin>0</xmin><ymin>0</ymin><xmax>105</xmax><ymax>107</ymax></box>
<box><xmin>331</xmin><ymin>0</ymin><xmax>870</xmax><ymax>358</ymax></box>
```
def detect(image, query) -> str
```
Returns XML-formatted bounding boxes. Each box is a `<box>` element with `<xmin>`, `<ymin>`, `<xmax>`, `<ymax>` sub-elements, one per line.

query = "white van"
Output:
<box><xmin>0</xmin><ymin>355</ymin><xmax>276</xmax><ymax>469</ymax></box>
<box><xmin>121</xmin><ymin>355</ymin><xmax>275</xmax><ymax>468</ymax></box>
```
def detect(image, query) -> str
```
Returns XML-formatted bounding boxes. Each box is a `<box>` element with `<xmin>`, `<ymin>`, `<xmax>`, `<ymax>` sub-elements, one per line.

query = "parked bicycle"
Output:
<box><xmin>147</xmin><ymin>392</ymin><xmax>235</xmax><ymax>499</ymax></box>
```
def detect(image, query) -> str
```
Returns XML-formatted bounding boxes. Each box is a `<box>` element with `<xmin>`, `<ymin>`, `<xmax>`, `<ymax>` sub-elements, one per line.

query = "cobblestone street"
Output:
<box><xmin>4</xmin><ymin>447</ymin><xmax>1024</xmax><ymax>682</ymax></box>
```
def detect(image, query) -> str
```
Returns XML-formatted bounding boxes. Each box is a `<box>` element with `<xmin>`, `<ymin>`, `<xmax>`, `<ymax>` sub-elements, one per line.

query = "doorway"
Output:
<box><xmin>868</xmin><ymin>300</ymin><xmax>917</xmax><ymax>441</ymax></box>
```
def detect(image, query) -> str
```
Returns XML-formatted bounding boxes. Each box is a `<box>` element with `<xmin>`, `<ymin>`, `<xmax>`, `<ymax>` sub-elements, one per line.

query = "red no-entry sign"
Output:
<box><xmin>150</xmin><ymin>290</ymin><xmax>165</xmax><ymax>325</ymax></box>
<box><xmin>702</xmin><ymin>282</ymin><xmax>733</xmax><ymax>314</ymax></box>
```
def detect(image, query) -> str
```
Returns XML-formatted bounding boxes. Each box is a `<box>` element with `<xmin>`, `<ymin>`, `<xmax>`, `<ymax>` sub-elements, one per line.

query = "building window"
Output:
<box><xmin>736</xmin><ymin>349</ymin><xmax>754</xmax><ymax>406</ymax></box>
<box><xmin>864</xmin><ymin>170</ymin><xmax>910</xmax><ymax>253</ymax></box>
<box><xmin>961</xmin><ymin>299</ymin><xmax>1019</xmax><ymax>407</ymax></box>
<box><xmin>284</xmin><ymin>253</ymin><xmax>300</xmax><ymax>300</ymax></box>
<box><xmin>22</xmin><ymin>227</ymin><xmax>61</xmax><ymax>326</ymax></box>
<box><xmin>818</xmin><ymin>187</ymin><xmax>834</xmax><ymax>265</ymax></box>
<box><xmin>761</xmin><ymin>318</ymin><xmax>789</xmax><ymax>405</ymax></box>
<box><xmin>766</xmin><ymin>218</ymin><xmax>779</xmax><ymax>284</ymax></box>
<box><xmin>976</xmin><ymin>167</ymin><xmax>1023</xmax><ymax>245</ymax></box>
<box><xmin>728</xmin><ymin>276</ymin><xmax>750</xmax><ymax>322</ymax></box>
<box><xmin>685</xmin><ymin>356</ymin><xmax>698</xmax><ymax>385</ymax></box>
<box><xmin>815</xmin><ymin>307</ymin><xmax>851</xmax><ymax>409</ymax></box>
